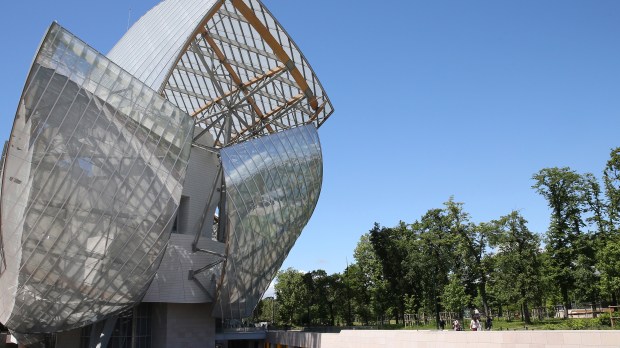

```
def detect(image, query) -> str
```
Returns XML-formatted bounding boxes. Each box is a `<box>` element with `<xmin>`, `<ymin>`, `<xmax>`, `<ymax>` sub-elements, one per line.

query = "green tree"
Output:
<box><xmin>275</xmin><ymin>268</ymin><xmax>306</xmax><ymax>325</ymax></box>
<box><xmin>442</xmin><ymin>273</ymin><xmax>471</xmax><ymax>318</ymax></box>
<box><xmin>341</xmin><ymin>264</ymin><xmax>361</xmax><ymax>325</ymax></box>
<box><xmin>305</xmin><ymin>270</ymin><xmax>343</xmax><ymax>325</ymax></box>
<box><xmin>417</xmin><ymin>208</ymin><xmax>454</xmax><ymax>328</ymax></box>
<box><xmin>582</xmin><ymin>173</ymin><xmax>607</xmax><ymax>237</ymax></box>
<box><xmin>402</xmin><ymin>223</ymin><xmax>427</xmax><ymax>318</ymax></box>
<box><xmin>369</xmin><ymin>222</ymin><xmax>410</xmax><ymax>324</ymax></box>
<box><xmin>604</xmin><ymin>148</ymin><xmax>620</xmax><ymax>234</ymax></box>
<box><xmin>254</xmin><ymin>297</ymin><xmax>277</xmax><ymax>324</ymax></box>
<box><xmin>323</xmin><ymin>272</ymin><xmax>346</xmax><ymax>325</ymax></box>
<box><xmin>537</xmin><ymin>250</ymin><xmax>561</xmax><ymax>318</ymax></box>
<box><xmin>490</xmin><ymin>211</ymin><xmax>541</xmax><ymax>324</ymax></box>
<box><xmin>302</xmin><ymin>271</ymin><xmax>315</xmax><ymax>325</ymax></box>
<box><xmin>602</xmin><ymin>147</ymin><xmax>620</xmax><ymax>305</ymax></box>
<box><xmin>597</xmin><ymin>236</ymin><xmax>620</xmax><ymax>306</ymax></box>
<box><xmin>573</xmin><ymin>249</ymin><xmax>600</xmax><ymax>315</ymax></box>
<box><xmin>532</xmin><ymin>167</ymin><xmax>586</xmax><ymax>317</ymax></box>
<box><xmin>353</xmin><ymin>233</ymin><xmax>388</xmax><ymax>324</ymax></box>
<box><xmin>445</xmin><ymin>198</ymin><xmax>492</xmax><ymax>315</ymax></box>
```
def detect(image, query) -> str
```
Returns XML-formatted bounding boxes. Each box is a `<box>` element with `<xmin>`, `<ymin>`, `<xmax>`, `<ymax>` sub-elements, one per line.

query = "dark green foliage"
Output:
<box><xmin>489</xmin><ymin>211</ymin><xmax>542</xmax><ymax>324</ymax></box>
<box><xmin>369</xmin><ymin>222</ymin><xmax>410</xmax><ymax>324</ymax></box>
<box><xmin>532</xmin><ymin>167</ymin><xmax>588</xmax><ymax>317</ymax></box>
<box><xmin>604</xmin><ymin>148</ymin><xmax>620</xmax><ymax>234</ymax></box>
<box><xmin>442</xmin><ymin>273</ymin><xmax>471</xmax><ymax>316</ymax></box>
<box><xmin>597</xmin><ymin>236</ymin><xmax>620</xmax><ymax>305</ymax></box>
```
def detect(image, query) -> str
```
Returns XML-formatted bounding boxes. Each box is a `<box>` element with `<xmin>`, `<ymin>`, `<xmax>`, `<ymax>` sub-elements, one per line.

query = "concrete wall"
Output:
<box><xmin>267</xmin><ymin>329</ymin><xmax>620</xmax><ymax>348</ymax></box>
<box><xmin>143</xmin><ymin>234</ymin><xmax>224</xmax><ymax>303</ymax></box>
<box><xmin>179</xmin><ymin>130</ymin><xmax>220</xmax><ymax>237</ymax></box>
<box><xmin>151</xmin><ymin>302</ymin><xmax>216</xmax><ymax>348</ymax></box>
<box><xmin>55</xmin><ymin>328</ymin><xmax>81</xmax><ymax>348</ymax></box>
<box><xmin>141</xmin><ymin>128</ymin><xmax>225</xmax><ymax>304</ymax></box>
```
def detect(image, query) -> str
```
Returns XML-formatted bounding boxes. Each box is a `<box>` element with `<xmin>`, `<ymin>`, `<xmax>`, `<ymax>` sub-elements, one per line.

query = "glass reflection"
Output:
<box><xmin>216</xmin><ymin>125</ymin><xmax>322</xmax><ymax>318</ymax></box>
<box><xmin>0</xmin><ymin>24</ymin><xmax>193</xmax><ymax>333</ymax></box>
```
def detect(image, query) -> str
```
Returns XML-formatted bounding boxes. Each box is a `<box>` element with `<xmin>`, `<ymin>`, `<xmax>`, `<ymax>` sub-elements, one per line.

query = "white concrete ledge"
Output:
<box><xmin>267</xmin><ymin>329</ymin><xmax>620</xmax><ymax>348</ymax></box>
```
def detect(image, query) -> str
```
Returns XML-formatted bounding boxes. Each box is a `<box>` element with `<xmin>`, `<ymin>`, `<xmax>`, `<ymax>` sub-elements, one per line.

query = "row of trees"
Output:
<box><xmin>253</xmin><ymin>148</ymin><xmax>620</xmax><ymax>327</ymax></box>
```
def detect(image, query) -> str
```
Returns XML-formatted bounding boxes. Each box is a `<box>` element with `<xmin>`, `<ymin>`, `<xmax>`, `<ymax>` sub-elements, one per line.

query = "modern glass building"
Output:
<box><xmin>0</xmin><ymin>0</ymin><xmax>333</xmax><ymax>347</ymax></box>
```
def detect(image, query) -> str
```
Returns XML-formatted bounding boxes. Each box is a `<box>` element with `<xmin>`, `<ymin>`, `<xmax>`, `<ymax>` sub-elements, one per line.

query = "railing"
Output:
<box><xmin>217</xmin><ymin>326</ymin><xmax>267</xmax><ymax>334</ymax></box>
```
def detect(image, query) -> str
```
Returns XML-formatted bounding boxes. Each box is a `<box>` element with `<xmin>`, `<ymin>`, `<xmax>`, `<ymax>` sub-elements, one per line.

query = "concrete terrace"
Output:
<box><xmin>266</xmin><ymin>329</ymin><xmax>620</xmax><ymax>348</ymax></box>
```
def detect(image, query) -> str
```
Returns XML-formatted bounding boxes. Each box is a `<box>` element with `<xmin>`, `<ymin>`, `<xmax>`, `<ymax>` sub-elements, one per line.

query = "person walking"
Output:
<box><xmin>453</xmin><ymin>319</ymin><xmax>461</xmax><ymax>331</ymax></box>
<box><xmin>470</xmin><ymin>317</ymin><xmax>480</xmax><ymax>331</ymax></box>
<box><xmin>485</xmin><ymin>316</ymin><xmax>493</xmax><ymax>331</ymax></box>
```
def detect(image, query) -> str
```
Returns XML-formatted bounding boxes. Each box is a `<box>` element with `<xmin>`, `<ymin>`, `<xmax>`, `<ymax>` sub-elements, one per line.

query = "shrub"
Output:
<box><xmin>567</xmin><ymin>319</ymin><xmax>588</xmax><ymax>330</ymax></box>
<box><xmin>598</xmin><ymin>313</ymin><xmax>611</xmax><ymax>327</ymax></box>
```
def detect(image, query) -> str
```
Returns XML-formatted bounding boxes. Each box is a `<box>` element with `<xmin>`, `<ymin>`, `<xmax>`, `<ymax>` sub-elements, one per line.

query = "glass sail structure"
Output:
<box><xmin>0</xmin><ymin>0</ymin><xmax>334</xmax><ymax>342</ymax></box>
<box><xmin>216</xmin><ymin>125</ymin><xmax>322</xmax><ymax>318</ymax></box>
<box><xmin>107</xmin><ymin>0</ymin><xmax>334</xmax><ymax>320</ymax></box>
<box><xmin>0</xmin><ymin>23</ymin><xmax>194</xmax><ymax>334</ymax></box>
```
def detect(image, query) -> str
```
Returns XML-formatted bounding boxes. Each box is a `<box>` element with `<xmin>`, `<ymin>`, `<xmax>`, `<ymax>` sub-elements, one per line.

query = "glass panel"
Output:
<box><xmin>215</xmin><ymin>125</ymin><xmax>322</xmax><ymax>318</ymax></box>
<box><xmin>0</xmin><ymin>23</ymin><xmax>193</xmax><ymax>333</ymax></box>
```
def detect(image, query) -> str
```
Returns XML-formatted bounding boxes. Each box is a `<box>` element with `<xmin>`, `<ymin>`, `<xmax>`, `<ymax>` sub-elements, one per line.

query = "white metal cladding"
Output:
<box><xmin>108</xmin><ymin>0</ymin><xmax>333</xmax><ymax>149</ymax></box>
<box><xmin>0</xmin><ymin>23</ymin><xmax>194</xmax><ymax>333</ymax></box>
<box><xmin>216</xmin><ymin>125</ymin><xmax>322</xmax><ymax>318</ymax></box>
<box><xmin>107</xmin><ymin>0</ymin><xmax>219</xmax><ymax>91</ymax></box>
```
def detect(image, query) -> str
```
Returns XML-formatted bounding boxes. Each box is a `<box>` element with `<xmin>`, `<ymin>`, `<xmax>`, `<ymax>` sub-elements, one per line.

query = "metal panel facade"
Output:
<box><xmin>108</xmin><ymin>0</ymin><xmax>218</xmax><ymax>91</ymax></box>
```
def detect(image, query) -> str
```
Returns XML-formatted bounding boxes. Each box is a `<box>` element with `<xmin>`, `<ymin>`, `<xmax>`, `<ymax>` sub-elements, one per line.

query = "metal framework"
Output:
<box><xmin>109</xmin><ymin>0</ymin><xmax>333</xmax><ymax>148</ymax></box>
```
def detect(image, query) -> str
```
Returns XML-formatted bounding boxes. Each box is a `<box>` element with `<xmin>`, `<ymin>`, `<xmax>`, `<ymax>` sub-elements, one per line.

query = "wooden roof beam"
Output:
<box><xmin>230</xmin><ymin>0</ymin><xmax>318</xmax><ymax>110</ymax></box>
<box><xmin>198</xmin><ymin>29</ymin><xmax>275</xmax><ymax>133</ymax></box>
<box><xmin>228</xmin><ymin>93</ymin><xmax>304</xmax><ymax>143</ymax></box>
<box><xmin>191</xmin><ymin>64</ymin><xmax>286</xmax><ymax>117</ymax></box>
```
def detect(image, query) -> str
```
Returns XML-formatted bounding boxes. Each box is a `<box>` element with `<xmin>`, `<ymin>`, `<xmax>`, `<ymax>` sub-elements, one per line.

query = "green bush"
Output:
<box><xmin>567</xmin><ymin>319</ymin><xmax>588</xmax><ymax>330</ymax></box>
<box><xmin>598</xmin><ymin>313</ymin><xmax>611</xmax><ymax>327</ymax></box>
<box><xmin>542</xmin><ymin>323</ymin><xmax>560</xmax><ymax>330</ymax></box>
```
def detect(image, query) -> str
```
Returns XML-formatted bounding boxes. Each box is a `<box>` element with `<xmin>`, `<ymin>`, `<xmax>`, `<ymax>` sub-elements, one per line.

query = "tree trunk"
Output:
<box><xmin>523</xmin><ymin>302</ymin><xmax>531</xmax><ymax>325</ymax></box>
<box><xmin>435</xmin><ymin>298</ymin><xmax>441</xmax><ymax>330</ymax></box>
<box><xmin>479</xmin><ymin>281</ymin><xmax>489</xmax><ymax>315</ymax></box>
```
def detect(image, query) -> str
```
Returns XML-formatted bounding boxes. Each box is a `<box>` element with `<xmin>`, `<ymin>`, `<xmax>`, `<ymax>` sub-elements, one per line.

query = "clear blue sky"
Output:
<box><xmin>1</xmin><ymin>1</ymin><xmax>619</xmax><ymax>276</ymax></box>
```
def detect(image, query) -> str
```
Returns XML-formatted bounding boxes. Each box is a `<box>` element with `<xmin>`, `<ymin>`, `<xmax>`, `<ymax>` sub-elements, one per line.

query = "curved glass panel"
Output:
<box><xmin>215</xmin><ymin>125</ymin><xmax>322</xmax><ymax>318</ymax></box>
<box><xmin>0</xmin><ymin>24</ymin><xmax>193</xmax><ymax>333</ymax></box>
